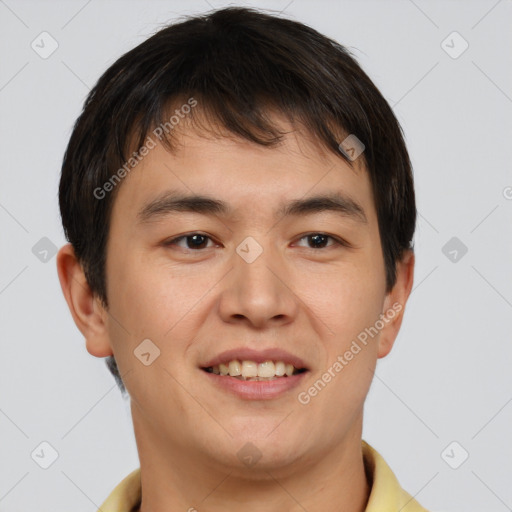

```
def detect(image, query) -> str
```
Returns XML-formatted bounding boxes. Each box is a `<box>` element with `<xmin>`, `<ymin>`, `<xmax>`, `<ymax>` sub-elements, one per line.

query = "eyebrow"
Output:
<box><xmin>137</xmin><ymin>190</ymin><xmax>367</xmax><ymax>224</ymax></box>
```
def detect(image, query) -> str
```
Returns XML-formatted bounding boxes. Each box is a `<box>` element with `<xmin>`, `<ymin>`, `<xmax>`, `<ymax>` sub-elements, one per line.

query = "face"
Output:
<box><xmin>91</xmin><ymin>118</ymin><xmax>408</xmax><ymax>474</ymax></box>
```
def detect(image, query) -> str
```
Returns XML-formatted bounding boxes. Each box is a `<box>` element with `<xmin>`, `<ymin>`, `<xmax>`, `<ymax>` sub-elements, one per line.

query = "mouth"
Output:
<box><xmin>202</xmin><ymin>360</ymin><xmax>308</xmax><ymax>381</ymax></box>
<box><xmin>199</xmin><ymin>348</ymin><xmax>310</xmax><ymax>400</ymax></box>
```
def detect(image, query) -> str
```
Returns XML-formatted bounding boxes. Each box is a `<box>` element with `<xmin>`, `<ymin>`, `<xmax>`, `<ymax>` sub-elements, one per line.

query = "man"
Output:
<box><xmin>56</xmin><ymin>6</ymin><xmax>428</xmax><ymax>511</ymax></box>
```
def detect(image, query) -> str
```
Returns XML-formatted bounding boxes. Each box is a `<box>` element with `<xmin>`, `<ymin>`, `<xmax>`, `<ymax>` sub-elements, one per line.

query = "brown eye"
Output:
<box><xmin>165</xmin><ymin>233</ymin><xmax>215</xmax><ymax>250</ymax></box>
<box><xmin>306</xmin><ymin>234</ymin><xmax>331</xmax><ymax>249</ymax></box>
<box><xmin>295</xmin><ymin>233</ymin><xmax>346</xmax><ymax>249</ymax></box>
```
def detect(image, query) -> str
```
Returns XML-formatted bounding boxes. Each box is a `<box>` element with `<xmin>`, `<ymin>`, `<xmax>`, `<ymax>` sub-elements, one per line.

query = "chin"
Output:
<box><xmin>208</xmin><ymin>427</ymin><xmax>307</xmax><ymax>474</ymax></box>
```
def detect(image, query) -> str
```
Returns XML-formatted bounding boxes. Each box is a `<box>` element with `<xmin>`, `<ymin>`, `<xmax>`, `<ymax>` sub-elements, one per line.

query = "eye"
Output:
<box><xmin>163</xmin><ymin>232</ymin><xmax>349</xmax><ymax>251</ymax></box>
<box><xmin>164</xmin><ymin>233</ymin><xmax>217</xmax><ymax>250</ymax></box>
<box><xmin>294</xmin><ymin>233</ymin><xmax>348</xmax><ymax>249</ymax></box>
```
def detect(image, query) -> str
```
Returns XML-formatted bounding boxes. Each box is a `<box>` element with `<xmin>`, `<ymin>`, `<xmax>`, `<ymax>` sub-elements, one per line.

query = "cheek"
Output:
<box><xmin>108</xmin><ymin>259</ymin><xmax>193</xmax><ymax>337</ymax></box>
<box><xmin>298</xmin><ymin>269</ymin><xmax>382</xmax><ymax>429</ymax></box>
<box><xmin>103</xmin><ymin>258</ymin><xmax>203</xmax><ymax>406</ymax></box>
<box><xmin>106</xmin><ymin>252</ymin><xmax>224</xmax><ymax>366</ymax></box>
<box><xmin>298</xmin><ymin>260</ymin><xmax>385</xmax><ymax>342</ymax></box>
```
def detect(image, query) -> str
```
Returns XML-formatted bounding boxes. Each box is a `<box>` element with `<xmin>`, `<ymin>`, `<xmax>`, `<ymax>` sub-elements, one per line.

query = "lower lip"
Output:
<box><xmin>201</xmin><ymin>369</ymin><xmax>308</xmax><ymax>400</ymax></box>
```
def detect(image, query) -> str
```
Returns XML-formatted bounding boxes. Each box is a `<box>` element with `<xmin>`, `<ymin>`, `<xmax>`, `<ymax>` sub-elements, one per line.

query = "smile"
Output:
<box><xmin>203</xmin><ymin>359</ymin><xmax>307</xmax><ymax>380</ymax></box>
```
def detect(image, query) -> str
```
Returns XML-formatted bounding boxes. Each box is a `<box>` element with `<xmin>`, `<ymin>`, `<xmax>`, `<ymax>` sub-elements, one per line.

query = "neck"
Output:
<box><xmin>132</xmin><ymin>406</ymin><xmax>370</xmax><ymax>512</ymax></box>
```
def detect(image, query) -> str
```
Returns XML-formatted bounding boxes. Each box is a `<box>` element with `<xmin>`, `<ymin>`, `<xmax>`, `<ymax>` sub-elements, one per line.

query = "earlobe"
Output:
<box><xmin>377</xmin><ymin>250</ymin><xmax>415</xmax><ymax>359</ymax></box>
<box><xmin>56</xmin><ymin>243</ymin><xmax>113</xmax><ymax>358</ymax></box>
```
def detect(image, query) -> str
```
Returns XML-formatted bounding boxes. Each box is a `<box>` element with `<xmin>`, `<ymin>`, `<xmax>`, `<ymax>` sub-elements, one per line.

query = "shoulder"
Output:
<box><xmin>96</xmin><ymin>467</ymin><xmax>141</xmax><ymax>512</ymax></box>
<box><xmin>362</xmin><ymin>440</ymin><xmax>431</xmax><ymax>512</ymax></box>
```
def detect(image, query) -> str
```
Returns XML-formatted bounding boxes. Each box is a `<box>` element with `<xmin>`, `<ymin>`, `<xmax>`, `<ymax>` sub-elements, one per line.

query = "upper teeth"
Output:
<box><xmin>210</xmin><ymin>360</ymin><xmax>297</xmax><ymax>378</ymax></box>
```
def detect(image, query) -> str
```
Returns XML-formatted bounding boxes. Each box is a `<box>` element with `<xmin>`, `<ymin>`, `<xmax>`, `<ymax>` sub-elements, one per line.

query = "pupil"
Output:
<box><xmin>188</xmin><ymin>235</ymin><xmax>207</xmax><ymax>249</ymax></box>
<box><xmin>310</xmin><ymin>234</ymin><xmax>327</xmax><ymax>248</ymax></box>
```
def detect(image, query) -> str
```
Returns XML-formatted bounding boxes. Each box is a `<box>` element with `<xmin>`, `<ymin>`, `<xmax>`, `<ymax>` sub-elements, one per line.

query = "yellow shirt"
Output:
<box><xmin>98</xmin><ymin>440</ymin><xmax>430</xmax><ymax>511</ymax></box>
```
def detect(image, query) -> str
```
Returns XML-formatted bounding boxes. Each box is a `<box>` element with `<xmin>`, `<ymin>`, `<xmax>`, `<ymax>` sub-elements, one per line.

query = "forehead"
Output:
<box><xmin>110</xmin><ymin>120</ymin><xmax>376</xmax><ymax>226</ymax></box>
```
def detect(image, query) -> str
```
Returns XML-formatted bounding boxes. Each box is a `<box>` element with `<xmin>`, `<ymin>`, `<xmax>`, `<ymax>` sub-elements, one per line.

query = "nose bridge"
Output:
<box><xmin>217</xmin><ymin>234</ymin><xmax>297</xmax><ymax>327</ymax></box>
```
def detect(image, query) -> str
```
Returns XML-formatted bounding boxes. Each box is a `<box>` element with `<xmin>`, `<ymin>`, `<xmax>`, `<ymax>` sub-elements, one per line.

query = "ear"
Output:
<box><xmin>377</xmin><ymin>250</ymin><xmax>415</xmax><ymax>359</ymax></box>
<box><xmin>56</xmin><ymin>243</ymin><xmax>113</xmax><ymax>358</ymax></box>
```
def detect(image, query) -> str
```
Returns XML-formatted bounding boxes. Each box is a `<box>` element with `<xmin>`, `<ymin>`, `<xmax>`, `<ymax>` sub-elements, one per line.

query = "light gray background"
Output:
<box><xmin>1</xmin><ymin>0</ymin><xmax>511</xmax><ymax>511</ymax></box>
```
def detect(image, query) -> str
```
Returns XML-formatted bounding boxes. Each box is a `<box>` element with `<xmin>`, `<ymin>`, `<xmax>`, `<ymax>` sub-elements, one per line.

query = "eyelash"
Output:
<box><xmin>163</xmin><ymin>232</ymin><xmax>350</xmax><ymax>251</ymax></box>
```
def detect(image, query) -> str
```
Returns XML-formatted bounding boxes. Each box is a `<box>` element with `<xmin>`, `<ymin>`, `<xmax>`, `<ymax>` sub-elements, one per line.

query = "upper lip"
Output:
<box><xmin>201</xmin><ymin>347</ymin><xmax>308</xmax><ymax>370</ymax></box>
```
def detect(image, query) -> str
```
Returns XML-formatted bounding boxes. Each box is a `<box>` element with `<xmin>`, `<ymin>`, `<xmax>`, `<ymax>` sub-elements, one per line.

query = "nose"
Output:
<box><xmin>217</xmin><ymin>239</ymin><xmax>299</xmax><ymax>329</ymax></box>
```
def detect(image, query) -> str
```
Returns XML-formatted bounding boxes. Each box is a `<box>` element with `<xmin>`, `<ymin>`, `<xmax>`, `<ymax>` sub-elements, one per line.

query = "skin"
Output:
<box><xmin>57</xmin><ymin>115</ymin><xmax>414</xmax><ymax>512</ymax></box>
